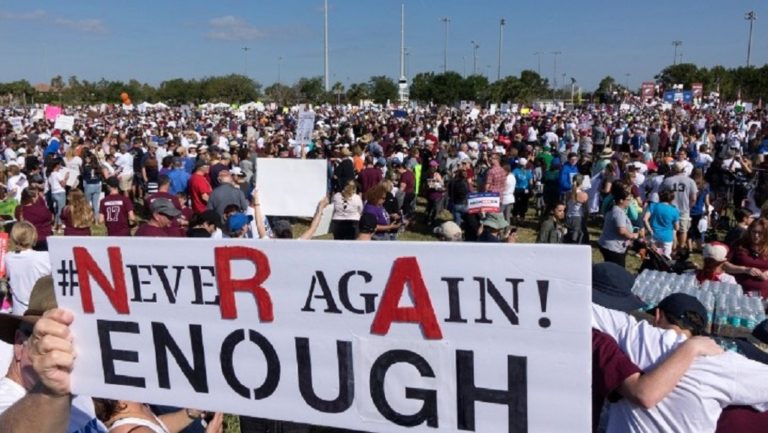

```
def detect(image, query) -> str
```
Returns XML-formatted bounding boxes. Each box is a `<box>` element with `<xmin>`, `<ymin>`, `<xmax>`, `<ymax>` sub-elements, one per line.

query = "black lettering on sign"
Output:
<box><xmin>127</xmin><ymin>265</ymin><xmax>156</xmax><ymax>303</ymax></box>
<box><xmin>443</xmin><ymin>277</ymin><xmax>468</xmax><ymax>323</ymax></box>
<box><xmin>151</xmin><ymin>322</ymin><xmax>208</xmax><ymax>393</ymax></box>
<box><xmin>96</xmin><ymin>319</ymin><xmax>146</xmax><ymax>388</ymax></box>
<box><xmin>295</xmin><ymin>337</ymin><xmax>354</xmax><ymax>413</ymax></box>
<box><xmin>190</xmin><ymin>266</ymin><xmax>218</xmax><ymax>305</ymax></box>
<box><xmin>152</xmin><ymin>265</ymin><xmax>186</xmax><ymax>304</ymax></box>
<box><xmin>220</xmin><ymin>329</ymin><xmax>280</xmax><ymax>399</ymax></box>
<box><xmin>370</xmin><ymin>350</ymin><xmax>438</xmax><ymax>428</ymax></box>
<box><xmin>474</xmin><ymin>278</ymin><xmax>521</xmax><ymax>325</ymax></box>
<box><xmin>56</xmin><ymin>259</ymin><xmax>78</xmax><ymax>297</ymax></box>
<box><xmin>456</xmin><ymin>350</ymin><xmax>527</xmax><ymax>432</ymax></box>
<box><xmin>302</xmin><ymin>271</ymin><xmax>342</xmax><ymax>313</ymax></box>
<box><xmin>338</xmin><ymin>270</ymin><xmax>376</xmax><ymax>314</ymax></box>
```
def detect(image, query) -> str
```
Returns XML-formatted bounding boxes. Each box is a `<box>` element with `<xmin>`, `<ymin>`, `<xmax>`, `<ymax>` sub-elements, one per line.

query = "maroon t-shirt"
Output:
<box><xmin>592</xmin><ymin>329</ymin><xmax>642</xmax><ymax>433</ymax></box>
<box><xmin>400</xmin><ymin>169</ymin><xmax>415</xmax><ymax>193</ymax></box>
<box><xmin>730</xmin><ymin>247</ymin><xmax>768</xmax><ymax>297</ymax></box>
<box><xmin>717</xmin><ymin>406</ymin><xmax>768</xmax><ymax>432</ymax></box>
<box><xmin>134</xmin><ymin>223</ymin><xmax>179</xmax><ymax>237</ymax></box>
<box><xmin>15</xmin><ymin>196</ymin><xmax>53</xmax><ymax>242</ymax></box>
<box><xmin>100</xmin><ymin>194</ymin><xmax>133</xmax><ymax>236</ymax></box>
<box><xmin>358</xmin><ymin>167</ymin><xmax>383</xmax><ymax>194</ymax></box>
<box><xmin>144</xmin><ymin>191</ymin><xmax>182</xmax><ymax>212</ymax></box>
<box><xmin>61</xmin><ymin>207</ymin><xmax>91</xmax><ymax>236</ymax></box>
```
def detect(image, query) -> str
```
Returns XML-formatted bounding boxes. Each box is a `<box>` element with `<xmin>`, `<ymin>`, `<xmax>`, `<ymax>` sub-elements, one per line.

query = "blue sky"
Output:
<box><xmin>0</xmin><ymin>0</ymin><xmax>766</xmax><ymax>90</ymax></box>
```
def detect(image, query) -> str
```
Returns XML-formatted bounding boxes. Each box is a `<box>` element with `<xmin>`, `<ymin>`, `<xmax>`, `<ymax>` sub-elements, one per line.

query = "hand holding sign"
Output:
<box><xmin>29</xmin><ymin>308</ymin><xmax>76</xmax><ymax>397</ymax></box>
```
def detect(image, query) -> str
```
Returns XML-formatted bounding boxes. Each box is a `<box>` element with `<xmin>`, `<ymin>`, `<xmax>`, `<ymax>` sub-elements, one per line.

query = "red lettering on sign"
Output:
<box><xmin>370</xmin><ymin>257</ymin><xmax>443</xmax><ymax>339</ymax></box>
<box><xmin>214</xmin><ymin>246</ymin><xmax>273</xmax><ymax>321</ymax></box>
<box><xmin>73</xmin><ymin>247</ymin><xmax>130</xmax><ymax>314</ymax></box>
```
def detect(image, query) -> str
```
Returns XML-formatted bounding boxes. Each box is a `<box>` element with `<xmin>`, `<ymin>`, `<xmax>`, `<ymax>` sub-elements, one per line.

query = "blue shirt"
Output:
<box><xmin>513</xmin><ymin>168</ymin><xmax>532</xmax><ymax>190</ymax></box>
<box><xmin>167</xmin><ymin>168</ymin><xmax>191</xmax><ymax>195</ymax></box>
<box><xmin>44</xmin><ymin>137</ymin><xmax>61</xmax><ymax>158</ymax></box>
<box><xmin>648</xmin><ymin>202</ymin><xmax>680</xmax><ymax>243</ymax></box>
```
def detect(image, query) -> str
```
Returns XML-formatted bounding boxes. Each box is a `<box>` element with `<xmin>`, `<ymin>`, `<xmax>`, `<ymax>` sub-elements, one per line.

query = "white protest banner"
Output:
<box><xmin>467</xmin><ymin>192</ymin><xmax>501</xmax><ymax>214</ymax></box>
<box><xmin>49</xmin><ymin>237</ymin><xmax>591</xmax><ymax>433</ymax></box>
<box><xmin>468</xmin><ymin>108</ymin><xmax>480</xmax><ymax>121</ymax></box>
<box><xmin>313</xmin><ymin>203</ymin><xmax>334</xmax><ymax>237</ymax></box>
<box><xmin>297</xmin><ymin>109</ymin><xmax>316</xmax><ymax>145</ymax></box>
<box><xmin>9</xmin><ymin>117</ymin><xmax>23</xmax><ymax>133</ymax></box>
<box><xmin>256</xmin><ymin>158</ymin><xmax>327</xmax><ymax>217</ymax></box>
<box><xmin>54</xmin><ymin>114</ymin><xmax>75</xmax><ymax>131</ymax></box>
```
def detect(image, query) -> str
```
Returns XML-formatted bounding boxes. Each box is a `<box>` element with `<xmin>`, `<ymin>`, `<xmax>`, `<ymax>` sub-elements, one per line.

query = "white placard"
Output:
<box><xmin>468</xmin><ymin>108</ymin><xmax>480</xmax><ymax>120</ymax></box>
<box><xmin>9</xmin><ymin>117</ymin><xmax>23</xmax><ymax>133</ymax></box>
<box><xmin>313</xmin><ymin>204</ymin><xmax>334</xmax><ymax>237</ymax></box>
<box><xmin>297</xmin><ymin>109</ymin><xmax>316</xmax><ymax>145</ymax></box>
<box><xmin>54</xmin><ymin>114</ymin><xmax>75</xmax><ymax>131</ymax></box>
<box><xmin>49</xmin><ymin>237</ymin><xmax>592</xmax><ymax>433</ymax></box>
<box><xmin>256</xmin><ymin>158</ymin><xmax>327</xmax><ymax>217</ymax></box>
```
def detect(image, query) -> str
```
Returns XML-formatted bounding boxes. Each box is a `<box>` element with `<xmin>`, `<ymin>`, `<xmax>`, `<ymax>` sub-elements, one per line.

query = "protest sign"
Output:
<box><xmin>255</xmin><ymin>158</ymin><xmax>327</xmax><ymax>217</ymax></box>
<box><xmin>50</xmin><ymin>237</ymin><xmax>591</xmax><ymax>433</ymax></box>
<box><xmin>54</xmin><ymin>115</ymin><xmax>75</xmax><ymax>131</ymax></box>
<box><xmin>45</xmin><ymin>105</ymin><xmax>62</xmax><ymax>121</ymax></box>
<box><xmin>9</xmin><ymin>117</ymin><xmax>23</xmax><ymax>133</ymax></box>
<box><xmin>468</xmin><ymin>108</ymin><xmax>480</xmax><ymax>120</ymax></box>
<box><xmin>0</xmin><ymin>233</ymin><xmax>8</xmax><ymax>278</ymax></box>
<box><xmin>296</xmin><ymin>109</ymin><xmax>316</xmax><ymax>146</ymax></box>
<box><xmin>467</xmin><ymin>192</ymin><xmax>501</xmax><ymax>214</ymax></box>
<box><xmin>313</xmin><ymin>204</ymin><xmax>335</xmax><ymax>237</ymax></box>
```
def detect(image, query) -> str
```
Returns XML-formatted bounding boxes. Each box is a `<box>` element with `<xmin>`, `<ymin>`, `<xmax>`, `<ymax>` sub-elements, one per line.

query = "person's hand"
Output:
<box><xmin>317</xmin><ymin>196</ymin><xmax>329</xmax><ymax>210</ymax></box>
<box><xmin>204</xmin><ymin>412</ymin><xmax>224</xmax><ymax>433</ymax></box>
<box><xmin>685</xmin><ymin>336</ymin><xmax>723</xmax><ymax>357</ymax></box>
<box><xmin>748</xmin><ymin>267</ymin><xmax>766</xmax><ymax>278</ymax></box>
<box><xmin>28</xmin><ymin>309</ymin><xmax>76</xmax><ymax>397</ymax></box>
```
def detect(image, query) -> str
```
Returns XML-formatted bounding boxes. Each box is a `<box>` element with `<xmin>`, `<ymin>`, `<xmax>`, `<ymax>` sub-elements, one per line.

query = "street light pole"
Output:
<box><xmin>550</xmin><ymin>51</ymin><xmax>561</xmax><ymax>91</ymax></box>
<box><xmin>277</xmin><ymin>56</ymin><xmax>283</xmax><ymax>85</ymax></box>
<box><xmin>745</xmin><ymin>11</ymin><xmax>757</xmax><ymax>67</ymax></box>
<box><xmin>497</xmin><ymin>18</ymin><xmax>506</xmax><ymax>81</ymax></box>
<box><xmin>471</xmin><ymin>41</ymin><xmax>480</xmax><ymax>75</ymax></box>
<box><xmin>625</xmin><ymin>73</ymin><xmax>631</xmax><ymax>91</ymax></box>
<box><xmin>441</xmin><ymin>17</ymin><xmax>450</xmax><ymax>73</ymax></box>
<box><xmin>672</xmin><ymin>40</ymin><xmax>682</xmax><ymax>65</ymax></box>
<box><xmin>323</xmin><ymin>0</ymin><xmax>329</xmax><ymax>91</ymax></box>
<box><xmin>533</xmin><ymin>51</ymin><xmax>543</xmax><ymax>75</ymax></box>
<box><xmin>242</xmin><ymin>47</ymin><xmax>250</xmax><ymax>76</ymax></box>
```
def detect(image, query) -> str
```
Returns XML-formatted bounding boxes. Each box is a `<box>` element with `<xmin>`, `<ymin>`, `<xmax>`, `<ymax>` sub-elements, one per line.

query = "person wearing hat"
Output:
<box><xmin>592</xmin><ymin>147</ymin><xmax>615</xmax><ymax>177</ymax></box>
<box><xmin>98</xmin><ymin>176</ymin><xmax>136</xmax><ymax>237</ymax></box>
<box><xmin>225</xmin><ymin>212</ymin><xmax>254</xmax><ymax>238</ymax></box>
<box><xmin>590</xmin><ymin>263</ymin><xmax>722</xmax><ymax>433</ymax></box>
<box><xmin>593</xmin><ymin>288</ymin><xmax>768</xmax><ymax>433</ymax></box>
<box><xmin>0</xmin><ymin>276</ymin><xmax>99</xmax><ymax>433</ymax></box>
<box><xmin>478</xmin><ymin>213</ymin><xmax>509</xmax><ymax>243</ymax></box>
<box><xmin>695</xmin><ymin>242</ymin><xmax>737</xmax><ymax>284</ymax></box>
<box><xmin>135</xmin><ymin>198</ymin><xmax>182</xmax><ymax>237</ymax></box>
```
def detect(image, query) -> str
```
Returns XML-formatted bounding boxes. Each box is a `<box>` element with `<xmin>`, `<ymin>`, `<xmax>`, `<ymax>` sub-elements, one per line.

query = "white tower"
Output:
<box><xmin>398</xmin><ymin>3</ymin><xmax>410</xmax><ymax>103</ymax></box>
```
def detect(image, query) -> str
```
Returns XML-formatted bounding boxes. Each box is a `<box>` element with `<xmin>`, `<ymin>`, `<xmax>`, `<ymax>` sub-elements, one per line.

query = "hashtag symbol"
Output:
<box><xmin>56</xmin><ymin>260</ymin><xmax>78</xmax><ymax>297</ymax></box>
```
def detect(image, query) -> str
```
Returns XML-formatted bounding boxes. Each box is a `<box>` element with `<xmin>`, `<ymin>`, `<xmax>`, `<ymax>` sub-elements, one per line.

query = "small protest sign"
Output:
<box><xmin>49</xmin><ymin>237</ymin><xmax>591</xmax><ymax>433</ymax></box>
<box><xmin>54</xmin><ymin>115</ymin><xmax>75</xmax><ymax>131</ymax></box>
<box><xmin>467</xmin><ymin>192</ymin><xmax>501</xmax><ymax>214</ymax></box>
<box><xmin>296</xmin><ymin>109</ymin><xmax>316</xmax><ymax>146</ymax></box>
<box><xmin>255</xmin><ymin>158</ymin><xmax>327</xmax><ymax>217</ymax></box>
<box><xmin>45</xmin><ymin>105</ymin><xmax>62</xmax><ymax>121</ymax></box>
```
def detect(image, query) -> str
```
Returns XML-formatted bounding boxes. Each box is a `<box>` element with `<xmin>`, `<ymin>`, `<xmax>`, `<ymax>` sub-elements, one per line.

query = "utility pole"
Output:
<box><xmin>551</xmin><ymin>51</ymin><xmax>561</xmax><ymax>90</ymax></box>
<box><xmin>497</xmin><ymin>18</ymin><xmax>506</xmax><ymax>81</ymax></box>
<box><xmin>471</xmin><ymin>41</ymin><xmax>480</xmax><ymax>75</ymax></box>
<box><xmin>278</xmin><ymin>56</ymin><xmax>283</xmax><ymax>85</ymax></box>
<box><xmin>672</xmin><ymin>40</ymin><xmax>682</xmax><ymax>65</ymax></box>
<box><xmin>398</xmin><ymin>3</ymin><xmax>409</xmax><ymax>103</ymax></box>
<box><xmin>242</xmin><ymin>47</ymin><xmax>250</xmax><ymax>76</ymax></box>
<box><xmin>745</xmin><ymin>11</ymin><xmax>757</xmax><ymax>67</ymax></box>
<box><xmin>324</xmin><ymin>0</ymin><xmax>329</xmax><ymax>91</ymax></box>
<box><xmin>533</xmin><ymin>51</ymin><xmax>543</xmax><ymax>75</ymax></box>
<box><xmin>624</xmin><ymin>73</ymin><xmax>631</xmax><ymax>91</ymax></box>
<box><xmin>441</xmin><ymin>17</ymin><xmax>450</xmax><ymax>73</ymax></box>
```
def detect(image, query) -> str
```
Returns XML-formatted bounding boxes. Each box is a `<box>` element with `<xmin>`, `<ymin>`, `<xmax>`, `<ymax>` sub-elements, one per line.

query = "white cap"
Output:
<box><xmin>703</xmin><ymin>243</ymin><xmax>729</xmax><ymax>262</ymax></box>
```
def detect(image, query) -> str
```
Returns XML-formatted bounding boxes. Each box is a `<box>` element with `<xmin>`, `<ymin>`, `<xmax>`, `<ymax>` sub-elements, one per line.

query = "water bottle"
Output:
<box><xmin>741</xmin><ymin>297</ymin><xmax>757</xmax><ymax>329</ymax></box>
<box><xmin>754</xmin><ymin>297</ymin><xmax>767</xmax><ymax>324</ymax></box>
<box><xmin>702</xmin><ymin>292</ymin><xmax>715</xmax><ymax>332</ymax></box>
<box><xmin>728</xmin><ymin>296</ymin><xmax>742</xmax><ymax>328</ymax></box>
<box><xmin>714</xmin><ymin>294</ymin><xmax>730</xmax><ymax>332</ymax></box>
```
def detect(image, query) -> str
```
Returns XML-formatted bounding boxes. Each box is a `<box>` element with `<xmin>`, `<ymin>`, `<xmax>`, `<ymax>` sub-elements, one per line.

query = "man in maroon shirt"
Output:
<box><xmin>188</xmin><ymin>160</ymin><xmax>212</xmax><ymax>215</ymax></box>
<box><xmin>357</xmin><ymin>156</ymin><xmax>382</xmax><ymax>194</ymax></box>
<box><xmin>99</xmin><ymin>176</ymin><xmax>135</xmax><ymax>236</ymax></box>
<box><xmin>135</xmin><ymin>198</ymin><xmax>181</xmax><ymax>237</ymax></box>
<box><xmin>395</xmin><ymin>162</ymin><xmax>415</xmax><ymax>219</ymax></box>
<box><xmin>145</xmin><ymin>175</ymin><xmax>186</xmax><ymax>235</ymax></box>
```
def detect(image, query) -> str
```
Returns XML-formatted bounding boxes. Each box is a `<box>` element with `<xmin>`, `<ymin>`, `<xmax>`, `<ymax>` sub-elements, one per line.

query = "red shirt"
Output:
<box><xmin>485</xmin><ymin>165</ymin><xmax>506</xmax><ymax>193</ymax></box>
<box><xmin>15</xmin><ymin>196</ymin><xmax>53</xmax><ymax>242</ymax></box>
<box><xmin>100</xmin><ymin>194</ymin><xmax>133</xmax><ymax>237</ymax></box>
<box><xmin>400</xmin><ymin>169</ymin><xmax>415</xmax><ymax>194</ymax></box>
<box><xmin>134</xmin><ymin>223</ymin><xmax>178</xmax><ymax>237</ymax></box>
<box><xmin>189</xmin><ymin>173</ymin><xmax>212</xmax><ymax>214</ymax></box>
<box><xmin>592</xmin><ymin>329</ymin><xmax>642</xmax><ymax>433</ymax></box>
<box><xmin>716</xmin><ymin>406</ymin><xmax>768</xmax><ymax>432</ymax></box>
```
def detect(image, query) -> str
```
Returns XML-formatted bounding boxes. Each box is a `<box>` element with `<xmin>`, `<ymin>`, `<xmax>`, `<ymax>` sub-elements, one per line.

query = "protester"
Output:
<box><xmin>3</xmin><ymin>222</ymin><xmax>50</xmax><ymax>315</ymax></box>
<box><xmin>99</xmin><ymin>176</ymin><xmax>135</xmax><ymax>237</ymax></box>
<box><xmin>331</xmin><ymin>179</ymin><xmax>363</xmax><ymax>240</ymax></box>
<box><xmin>725</xmin><ymin>218</ymin><xmax>768</xmax><ymax>297</ymax></box>
<box><xmin>61</xmin><ymin>189</ymin><xmax>93</xmax><ymax>236</ymax></box>
<box><xmin>14</xmin><ymin>186</ymin><xmax>53</xmax><ymax>250</ymax></box>
<box><xmin>598</xmin><ymin>186</ymin><xmax>643</xmax><ymax>267</ymax></box>
<box><xmin>135</xmin><ymin>198</ymin><xmax>182</xmax><ymax>237</ymax></box>
<box><xmin>537</xmin><ymin>202</ymin><xmax>567</xmax><ymax>244</ymax></box>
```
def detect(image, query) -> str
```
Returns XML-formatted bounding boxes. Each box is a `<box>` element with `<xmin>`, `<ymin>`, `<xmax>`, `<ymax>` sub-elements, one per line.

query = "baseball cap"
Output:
<box><xmin>591</xmin><ymin>262</ymin><xmax>644</xmax><ymax>312</ymax></box>
<box><xmin>703</xmin><ymin>242</ymin><xmax>729</xmax><ymax>262</ymax></box>
<box><xmin>227</xmin><ymin>213</ymin><xmax>253</xmax><ymax>233</ymax></box>
<box><xmin>150</xmin><ymin>198</ymin><xmax>181</xmax><ymax>218</ymax></box>
<box><xmin>655</xmin><ymin>293</ymin><xmax>708</xmax><ymax>336</ymax></box>
<box><xmin>0</xmin><ymin>276</ymin><xmax>56</xmax><ymax>343</ymax></box>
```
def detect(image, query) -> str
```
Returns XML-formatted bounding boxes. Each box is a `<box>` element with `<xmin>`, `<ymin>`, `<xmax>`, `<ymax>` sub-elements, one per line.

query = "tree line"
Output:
<box><xmin>1</xmin><ymin>63</ymin><xmax>767</xmax><ymax>106</ymax></box>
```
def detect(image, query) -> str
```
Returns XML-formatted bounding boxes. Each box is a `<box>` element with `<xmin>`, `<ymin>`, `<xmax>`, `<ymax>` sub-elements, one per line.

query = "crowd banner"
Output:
<box><xmin>467</xmin><ymin>192</ymin><xmax>501</xmax><ymax>214</ymax></box>
<box><xmin>54</xmin><ymin>115</ymin><xmax>75</xmax><ymax>131</ymax></box>
<box><xmin>9</xmin><ymin>117</ymin><xmax>23</xmax><ymax>133</ymax></box>
<box><xmin>45</xmin><ymin>105</ymin><xmax>62</xmax><ymax>121</ymax></box>
<box><xmin>641</xmin><ymin>82</ymin><xmax>655</xmax><ymax>99</ymax></box>
<box><xmin>255</xmin><ymin>159</ymin><xmax>327</xmax><ymax>218</ymax></box>
<box><xmin>50</xmin><ymin>237</ymin><xmax>591</xmax><ymax>433</ymax></box>
<box><xmin>296</xmin><ymin>109</ymin><xmax>316</xmax><ymax>146</ymax></box>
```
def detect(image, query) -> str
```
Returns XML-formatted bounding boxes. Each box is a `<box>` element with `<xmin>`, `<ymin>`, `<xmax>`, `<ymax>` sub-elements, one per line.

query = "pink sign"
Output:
<box><xmin>44</xmin><ymin>105</ymin><xmax>62</xmax><ymax>121</ymax></box>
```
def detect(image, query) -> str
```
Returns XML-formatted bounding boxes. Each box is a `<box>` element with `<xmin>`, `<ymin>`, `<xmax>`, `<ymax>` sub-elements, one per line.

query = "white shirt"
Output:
<box><xmin>115</xmin><ymin>152</ymin><xmax>134</xmax><ymax>175</ymax></box>
<box><xmin>6</xmin><ymin>174</ymin><xmax>28</xmax><ymax>202</ymax></box>
<box><xmin>721</xmin><ymin>158</ymin><xmax>743</xmax><ymax>172</ymax></box>
<box><xmin>65</xmin><ymin>156</ymin><xmax>82</xmax><ymax>188</ymax></box>
<box><xmin>4</xmin><ymin>249</ymin><xmax>51</xmax><ymax>315</ymax></box>
<box><xmin>592</xmin><ymin>304</ymin><xmax>768</xmax><ymax>433</ymax></box>
<box><xmin>501</xmin><ymin>173</ymin><xmax>516</xmax><ymax>205</ymax></box>
<box><xmin>47</xmin><ymin>170</ymin><xmax>67</xmax><ymax>194</ymax></box>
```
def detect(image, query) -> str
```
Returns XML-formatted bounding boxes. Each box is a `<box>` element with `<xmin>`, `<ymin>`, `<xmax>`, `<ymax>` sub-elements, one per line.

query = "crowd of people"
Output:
<box><xmin>0</xmin><ymin>97</ymin><xmax>767</xmax><ymax>432</ymax></box>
